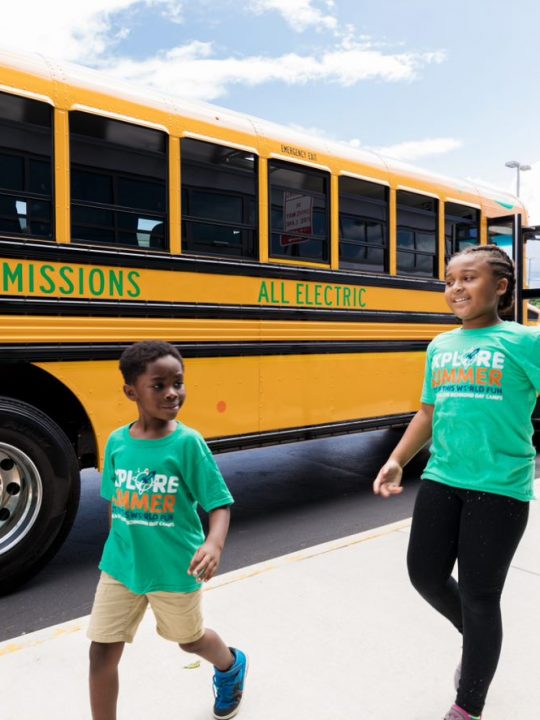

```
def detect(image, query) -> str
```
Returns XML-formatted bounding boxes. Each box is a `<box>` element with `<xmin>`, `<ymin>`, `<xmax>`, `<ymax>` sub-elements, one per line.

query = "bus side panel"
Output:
<box><xmin>35</xmin><ymin>357</ymin><xmax>261</xmax><ymax>467</ymax></box>
<box><xmin>258</xmin><ymin>351</ymin><xmax>424</xmax><ymax>430</ymax></box>
<box><xmin>36</xmin><ymin>351</ymin><xmax>424</xmax><ymax>467</ymax></box>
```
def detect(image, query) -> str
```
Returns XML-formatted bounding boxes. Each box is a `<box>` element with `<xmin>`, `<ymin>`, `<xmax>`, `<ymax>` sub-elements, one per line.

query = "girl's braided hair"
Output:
<box><xmin>452</xmin><ymin>243</ymin><xmax>516</xmax><ymax>313</ymax></box>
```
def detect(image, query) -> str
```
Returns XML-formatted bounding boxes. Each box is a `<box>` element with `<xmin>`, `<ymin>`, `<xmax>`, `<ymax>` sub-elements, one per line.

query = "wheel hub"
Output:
<box><xmin>0</xmin><ymin>443</ymin><xmax>43</xmax><ymax>555</ymax></box>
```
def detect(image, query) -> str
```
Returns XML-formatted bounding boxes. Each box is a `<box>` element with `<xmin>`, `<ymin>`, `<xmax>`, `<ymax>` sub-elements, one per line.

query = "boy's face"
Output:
<box><xmin>124</xmin><ymin>354</ymin><xmax>185</xmax><ymax>422</ymax></box>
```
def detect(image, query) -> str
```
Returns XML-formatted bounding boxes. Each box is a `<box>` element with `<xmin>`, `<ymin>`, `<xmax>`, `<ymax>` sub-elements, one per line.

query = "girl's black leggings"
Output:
<box><xmin>407</xmin><ymin>479</ymin><xmax>529</xmax><ymax>716</ymax></box>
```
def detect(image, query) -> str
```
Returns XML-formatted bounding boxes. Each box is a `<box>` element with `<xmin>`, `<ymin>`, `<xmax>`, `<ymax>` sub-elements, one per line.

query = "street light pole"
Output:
<box><xmin>505</xmin><ymin>160</ymin><xmax>531</xmax><ymax>197</ymax></box>
<box><xmin>503</xmin><ymin>160</ymin><xmax>530</xmax><ymax>324</ymax></box>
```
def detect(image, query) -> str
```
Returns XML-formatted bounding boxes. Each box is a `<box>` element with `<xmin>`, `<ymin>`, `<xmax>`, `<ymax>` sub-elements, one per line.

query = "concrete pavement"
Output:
<box><xmin>2</xmin><ymin>480</ymin><xmax>540</xmax><ymax>719</ymax></box>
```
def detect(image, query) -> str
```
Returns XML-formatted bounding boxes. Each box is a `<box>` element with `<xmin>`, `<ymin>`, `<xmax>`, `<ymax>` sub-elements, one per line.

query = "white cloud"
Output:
<box><xmin>115</xmin><ymin>27</ymin><xmax>132</xmax><ymax>41</ymax></box>
<box><xmin>0</xmin><ymin>1</ymin><xmax>445</xmax><ymax>102</ymax></box>
<box><xmin>356</xmin><ymin>137</ymin><xmax>462</xmax><ymax>162</ymax></box>
<box><xmin>287</xmin><ymin>122</ymin><xmax>330</xmax><ymax>138</ymax></box>
<box><xmin>247</xmin><ymin>0</ymin><xmax>338</xmax><ymax>32</ymax></box>
<box><xmin>103</xmin><ymin>39</ymin><xmax>444</xmax><ymax>100</ymax></box>
<box><xmin>0</xmin><ymin>0</ymin><xmax>184</xmax><ymax>62</ymax></box>
<box><xmin>287</xmin><ymin>126</ymin><xmax>461</xmax><ymax>164</ymax></box>
<box><xmin>156</xmin><ymin>0</ymin><xmax>184</xmax><ymax>24</ymax></box>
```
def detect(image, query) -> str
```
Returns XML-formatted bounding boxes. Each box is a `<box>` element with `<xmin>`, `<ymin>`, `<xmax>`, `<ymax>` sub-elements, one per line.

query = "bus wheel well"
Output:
<box><xmin>0</xmin><ymin>362</ymin><xmax>97</xmax><ymax>468</ymax></box>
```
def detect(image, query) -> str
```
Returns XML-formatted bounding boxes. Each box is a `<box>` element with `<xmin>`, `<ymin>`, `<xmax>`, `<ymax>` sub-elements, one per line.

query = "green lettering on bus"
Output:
<box><xmin>3</xmin><ymin>262</ymin><xmax>23</xmax><ymax>292</ymax></box>
<box><xmin>59</xmin><ymin>266</ymin><xmax>75</xmax><ymax>295</ymax></box>
<box><xmin>127</xmin><ymin>270</ymin><xmax>141</xmax><ymax>298</ymax></box>
<box><xmin>89</xmin><ymin>268</ymin><xmax>105</xmax><ymax>296</ymax></box>
<box><xmin>39</xmin><ymin>265</ymin><xmax>55</xmax><ymax>294</ymax></box>
<box><xmin>109</xmin><ymin>270</ymin><xmax>124</xmax><ymax>297</ymax></box>
<box><xmin>258</xmin><ymin>280</ymin><xmax>270</xmax><ymax>303</ymax></box>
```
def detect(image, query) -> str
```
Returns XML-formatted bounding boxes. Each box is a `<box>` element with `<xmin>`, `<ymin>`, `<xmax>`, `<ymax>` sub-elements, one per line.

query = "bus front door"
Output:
<box><xmin>521</xmin><ymin>224</ymin><xmax>540</xmax><ymax>431</ymax></box>
<box><xmin>487</xmin><ymin>214</ymin><xmax>523</xmax><ymax>322</ymax></box>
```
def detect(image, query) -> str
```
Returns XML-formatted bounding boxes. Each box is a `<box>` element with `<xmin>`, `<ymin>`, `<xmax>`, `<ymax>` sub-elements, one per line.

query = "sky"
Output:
<box><xmin>2</xmin><ymin>0</ymin><xmax>540</xmax><ymax>283</ymax></box>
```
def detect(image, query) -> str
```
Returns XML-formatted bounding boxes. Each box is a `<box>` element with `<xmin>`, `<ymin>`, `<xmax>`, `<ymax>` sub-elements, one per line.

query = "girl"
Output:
<box><xmin>373</xmin><ymin>244</ymin><xmax>540</xmax><ymax>719</ymax></box>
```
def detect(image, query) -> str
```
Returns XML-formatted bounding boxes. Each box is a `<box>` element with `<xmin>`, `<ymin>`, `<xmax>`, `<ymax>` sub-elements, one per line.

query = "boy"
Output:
<box><xmin>88</xmin><ymin>340</ymin><xmax>247</xmax><ymax>720</ymax></box>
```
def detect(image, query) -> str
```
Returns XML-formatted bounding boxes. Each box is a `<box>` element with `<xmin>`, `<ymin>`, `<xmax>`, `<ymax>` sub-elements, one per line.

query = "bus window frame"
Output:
<box><xmin>267</xmin><ymin>157</ymin><xmax>331</xmax><ymax>268</ymax></box>
<box><xmin>0</xmin><ymin>91</ymin><xmax>55</xmax><ymax>241</ymax></box>
<box><xmin>396</xmin><ymin>187</ymin><xmax>440</xmax><ymax>278</ymax></box>
<box><xmin>69</xmin><ymin>110</ymin><xmax>169</xmax><ymax>252</ymax></box>
<box><xmin>338</xmin><ymin>173</ymin><xmax>390</xmax><ymax>275</ymax></box>
<box><xmin>444</xmin><ymin>199</ymin><xmax>481</xmax><ymax>261</ymax></box>
<box><xmin>180</xmin><ymin>136</ymin><xmax>259</xmax><ymax>262</ymax></box>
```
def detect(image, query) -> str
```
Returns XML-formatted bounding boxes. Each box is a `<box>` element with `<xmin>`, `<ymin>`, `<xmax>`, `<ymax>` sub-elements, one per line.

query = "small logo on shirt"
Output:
<box><xmin>133</xmin><ymin>468</ymin><xmax>156</xmax><ymax>495</ymax></box>
<box><xmin>460</xmin><ymin>347</ymin><xmax>481</xmax><ymax>368</ymax></box>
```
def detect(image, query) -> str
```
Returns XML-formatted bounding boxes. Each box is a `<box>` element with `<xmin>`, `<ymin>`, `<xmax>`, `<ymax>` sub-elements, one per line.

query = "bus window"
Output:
<box><xmin>0</xmin><ymin>92</ymin><xmax>53</xmax><ymax>239</ymax></box>
<box><xmin>397</xmin><ymin>190</ymin><xmax>438</xmax><ymax>277</ymax></box>
<box><xmin>70</xmin><ymin>112</ymin><xmax>168</xmax><ymax>250</ymax></box>
<box><xmin>269</xmin><ymin>160</ymin><xmax>329</xmax><ymax>264</ymax></box>
<box><xmin>445</xmin><ymin>202</ymin><xmax>480</xmax><ymax>260</ymax></box>
<box><xmin>526</xmin><ymin>236</ymin><xmax>540</xmax><ymax>290</ymax></box>
<box><xmin>487</xmin><ymin>217</ymin><xmax>515</xmax><ymax>259</ymax></box>
<box><xmin>181</xmin><ymin>138</ymin><xmax>257</xmax><ymax>259</ymax></box>
<box><xmin>339</xmin><ymin>176</ymin><xmax>388</xmax><ymax>273</ymax></box>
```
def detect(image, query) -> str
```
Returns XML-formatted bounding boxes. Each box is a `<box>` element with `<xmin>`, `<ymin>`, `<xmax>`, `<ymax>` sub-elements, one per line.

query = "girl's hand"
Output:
<box><xmin>188</xmin><ymin>540</ymin><xmax>221</xmax><ymax>582</ymax></box>
<box><xmin>373</xmin><ymin>458</ymin><xmax>404</xmax><ymax>498</ymax></box>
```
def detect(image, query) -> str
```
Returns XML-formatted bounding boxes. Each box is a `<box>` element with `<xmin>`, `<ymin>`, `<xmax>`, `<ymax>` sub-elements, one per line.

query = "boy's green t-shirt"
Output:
<box><xmin>421</xmin><ymin>321</ymin><xmax>540</xmax><ymax>502</ymax></box>
<box><xmin>99</xmin><ymin>422</ymin><xmax>233</xmax><ymax>594</ymax></box>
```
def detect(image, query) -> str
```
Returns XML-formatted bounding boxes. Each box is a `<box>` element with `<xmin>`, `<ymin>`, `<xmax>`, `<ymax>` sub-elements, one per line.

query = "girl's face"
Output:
<box><xmin>444</xmin><ymin>253</ymin><xmax>508</xmax><ymax>329</ymax></box>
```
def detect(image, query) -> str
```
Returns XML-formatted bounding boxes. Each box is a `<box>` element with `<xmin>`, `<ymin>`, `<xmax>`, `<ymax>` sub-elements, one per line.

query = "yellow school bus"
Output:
<box><xmin>0</xmin><ymin>47</ymin><xmax>529</xmax><ymax>590</ymax></box>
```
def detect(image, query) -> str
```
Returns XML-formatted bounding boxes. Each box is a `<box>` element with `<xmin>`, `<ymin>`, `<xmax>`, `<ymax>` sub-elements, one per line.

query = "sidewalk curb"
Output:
<box><xmin>2</xmin><ymin>477</ymin><xmax>538</xmax><ymax>658</ymax></box>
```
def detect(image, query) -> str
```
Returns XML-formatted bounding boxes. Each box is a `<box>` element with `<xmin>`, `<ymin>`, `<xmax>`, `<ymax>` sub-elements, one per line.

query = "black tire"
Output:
<box><xmin>0</xmin><ymin>397</ymin><xmax>80</xmax><ymax>594</ymax></box>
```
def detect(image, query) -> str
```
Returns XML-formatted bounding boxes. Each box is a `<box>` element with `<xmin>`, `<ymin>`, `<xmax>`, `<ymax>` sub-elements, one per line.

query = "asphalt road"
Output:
<box><xmin>1</xmin><ymin>429</ymin><xmax>539</xmax><ymax>642</ymax></box>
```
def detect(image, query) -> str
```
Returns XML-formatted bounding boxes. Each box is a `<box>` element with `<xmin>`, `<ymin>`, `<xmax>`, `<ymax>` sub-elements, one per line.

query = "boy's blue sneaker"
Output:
<box><xmin>213</xmin><ymin>647</ymin><xmax>248</xmax><ymax>719</ymax></box>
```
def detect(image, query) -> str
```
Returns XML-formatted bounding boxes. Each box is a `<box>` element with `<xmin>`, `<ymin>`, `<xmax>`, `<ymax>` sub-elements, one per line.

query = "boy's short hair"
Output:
<box><xmin>119</xmin><ymin>341</ymin><xmax>184</xmax><ymax>384</ymax></box>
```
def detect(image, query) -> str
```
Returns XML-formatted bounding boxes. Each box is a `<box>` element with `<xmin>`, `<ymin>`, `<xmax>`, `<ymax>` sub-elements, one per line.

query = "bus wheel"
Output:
<box><xmin>0</xmin><ymin>398</ymin><xmax>80</xmax><ymax>595</ymax></box>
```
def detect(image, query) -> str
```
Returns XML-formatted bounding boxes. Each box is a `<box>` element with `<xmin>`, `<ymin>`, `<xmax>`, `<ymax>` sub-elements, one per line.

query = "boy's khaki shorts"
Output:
<box><xmin>87</xmin><ymin>572</ymin><xmax>204</xmax><ymax>644</ymax></box>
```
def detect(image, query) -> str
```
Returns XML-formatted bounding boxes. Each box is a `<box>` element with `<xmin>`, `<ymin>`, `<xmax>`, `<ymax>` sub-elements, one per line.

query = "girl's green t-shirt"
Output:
<box><xmin>99</xmin><ymin>422</ymin><xmax>233</xmax><ymax>594</ymax></box>
<box><xmin>421</xmin><ymin>321</ymin><xmax>540</xmax><ymax>502</ymax></box>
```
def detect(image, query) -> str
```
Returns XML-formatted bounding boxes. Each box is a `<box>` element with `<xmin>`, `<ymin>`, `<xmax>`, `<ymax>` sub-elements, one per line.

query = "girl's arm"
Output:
<box><xmin>188</xmin><ymin>506</ymin><xmax>231</xmax><ymax>582</ymax></box>
<box><xmin>373</xmin><ymin>403</ymin><xmax>434</xmax><ymax>498</ymax></box>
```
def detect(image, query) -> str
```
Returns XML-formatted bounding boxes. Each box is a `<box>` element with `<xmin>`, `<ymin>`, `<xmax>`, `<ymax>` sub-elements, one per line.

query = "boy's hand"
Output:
<box><xmin>188</xmin><ymin>540</ymin><xmax>222</xmax><ymax>582</ymax></box>
<box><xmin>373</xmin><ymin>458</ymin><xmax>404</xmax><ymax>498</ymax></box>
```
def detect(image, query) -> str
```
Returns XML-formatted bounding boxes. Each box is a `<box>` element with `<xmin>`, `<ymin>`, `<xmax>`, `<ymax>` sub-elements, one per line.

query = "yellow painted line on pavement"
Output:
<box><xmin>205</xmin><ymin>477</ymin><xmax>540</xmax><ymax>592</ymax></box>
<box><xmin>205</xmin><ymin>517</ymin><xmax>412</xmax><ymax>593</ymax></box>
<box><xmin>0</xmin><ymin>622</ymin><xmax>83</xmax><ymax>656</ymax></box>
<box><xmin>207</xmin><ymin>475</ymin><xmax>540</xmax><ymax>593</ymax></box>
<box><xmin>2</xmin><ymin>476</ymin><xmax>539</xmax><ymax>655</ymax></box>
<box><xmin>0</xmin><ymin>517</ymin><xmax>411</xmax><ymax>656</ymax></box>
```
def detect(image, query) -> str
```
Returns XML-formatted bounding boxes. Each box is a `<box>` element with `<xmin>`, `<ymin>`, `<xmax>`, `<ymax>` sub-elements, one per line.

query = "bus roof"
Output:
<box><xmin>0</xmin><ymin>46</ymin><xmax>523</xmax><ymax>212</ymax></box>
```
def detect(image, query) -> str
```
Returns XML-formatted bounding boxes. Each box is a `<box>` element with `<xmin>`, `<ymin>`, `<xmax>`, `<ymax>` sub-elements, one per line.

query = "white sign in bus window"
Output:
<box><xmin>282</xmin><ymin>192</ymin><xmax>313</xmax><ymax>246</ymax></box>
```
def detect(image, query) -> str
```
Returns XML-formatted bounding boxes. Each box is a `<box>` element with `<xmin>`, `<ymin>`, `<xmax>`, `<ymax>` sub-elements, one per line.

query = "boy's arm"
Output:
<box><xmin>373</xmin><ymin>403</ymin><xmax>434</xmax><ymax>498</ymax></box>
<box><xmin>188</xmin><ymin>506</ymin><xmax>231</xmax><ymax>582</ymax></box>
